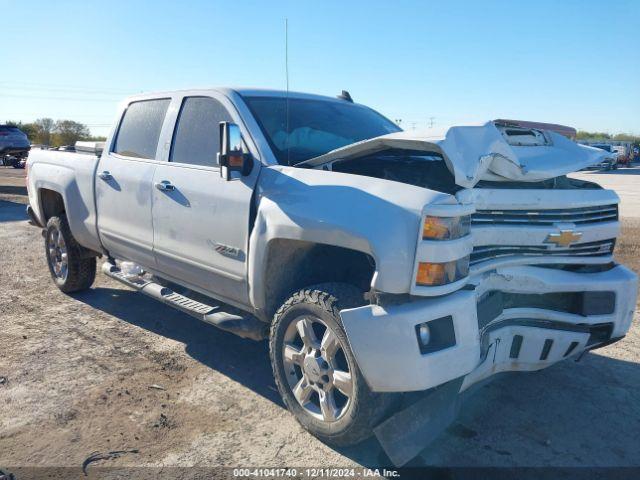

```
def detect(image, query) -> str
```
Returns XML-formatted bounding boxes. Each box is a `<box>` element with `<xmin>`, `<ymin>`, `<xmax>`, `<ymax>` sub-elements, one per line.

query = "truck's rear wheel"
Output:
<box><xmin>270</xmin><ymin>283</ymin><xmax>395</xmax><ymax>446</ymax></box>
<box><xmin>45</xmin><ymin>214</ymin><xmax>96</xmax><ymax>293</ymax></box>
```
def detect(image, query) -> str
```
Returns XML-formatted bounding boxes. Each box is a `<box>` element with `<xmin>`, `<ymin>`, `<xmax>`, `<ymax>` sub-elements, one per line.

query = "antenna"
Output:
<box><xmin>285</xmin><ymin>18</ymin><xmax>289</xmax><ymax>94</ymax></box>
<box><xmin>285</xmin><ymin>18</ymin><xmax>291</xmax><ymax>167</ymax></box>
<box><xmin>337</xmin><ymin>90</ymin><xmax>353</xmax><ymax>102</ymax></box>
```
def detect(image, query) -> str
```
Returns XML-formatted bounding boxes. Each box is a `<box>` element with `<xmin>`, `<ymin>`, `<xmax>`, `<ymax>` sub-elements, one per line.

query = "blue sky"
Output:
<box><xmin>2</xmin><ymin>0</ymin><xmax>638</xmax><ymax>136</ymax></box>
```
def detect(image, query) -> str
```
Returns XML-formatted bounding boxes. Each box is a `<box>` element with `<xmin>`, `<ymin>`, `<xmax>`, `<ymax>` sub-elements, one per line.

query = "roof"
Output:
<box><xmin>232</xmin><ymin>88</ymin><xmax>348</xmax><ymax>103</ymax></box>
<box><xmin>124</xmin><ymin>87</ymin><xmax>351</xmax><ymax>104</ymax></box>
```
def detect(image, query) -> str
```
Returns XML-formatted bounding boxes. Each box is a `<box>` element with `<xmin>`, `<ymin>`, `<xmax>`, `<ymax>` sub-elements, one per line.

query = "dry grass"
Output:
<box><xmin>615</xmin><ymin>219</ymin><xmax>640</xmax><ymax>308</ymax></box>
<box><xmin>616</xmin><ymin>219</ymin><xmax>640</xmax><ymax>273</ymax></box>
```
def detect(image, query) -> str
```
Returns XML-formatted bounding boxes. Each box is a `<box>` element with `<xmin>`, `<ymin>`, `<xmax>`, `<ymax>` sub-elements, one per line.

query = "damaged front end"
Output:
<box><xmin>300</xmin><ymin>120</ymin><xmax>609</xmax><ymax>189</ymax></box>
<box><xmin>342</xmin><ymin>259</ymin><xmax>637</xmax><ymax>465</ymax></box>
<box><xmin>322</xmin><ymin>121</ymin><xmax>637</xmax><ymax>465</ymax></box>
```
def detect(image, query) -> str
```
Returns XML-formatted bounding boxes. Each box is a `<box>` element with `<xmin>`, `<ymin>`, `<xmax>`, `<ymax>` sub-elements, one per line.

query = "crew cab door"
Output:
<box><xmin>151</xmin><ymin>94</ymin><xmax>259</xmax><ymax>306</ymax></box>
<box><xmin>96</xmin><ymin>98</ymin><xmax>171</xmax><ymax>267</ymax></box>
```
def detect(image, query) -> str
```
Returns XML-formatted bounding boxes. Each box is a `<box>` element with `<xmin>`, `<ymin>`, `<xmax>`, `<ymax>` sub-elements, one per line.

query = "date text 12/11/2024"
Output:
<box><xmin>232</xmin><ymin>468</ymin><xmax>400</xmax><ymax>477</ymax></box>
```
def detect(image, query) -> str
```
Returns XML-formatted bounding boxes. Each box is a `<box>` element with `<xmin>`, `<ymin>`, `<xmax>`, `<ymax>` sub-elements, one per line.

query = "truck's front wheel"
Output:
<box><xmin>270</xmin><ymin>283</ymin><xmax>394</xmax><ymax>446</ymax></box>
<box><xmin>45</xmin><ymin>214</ymin><xmax>96</xmax><ymax>293</ymax></box>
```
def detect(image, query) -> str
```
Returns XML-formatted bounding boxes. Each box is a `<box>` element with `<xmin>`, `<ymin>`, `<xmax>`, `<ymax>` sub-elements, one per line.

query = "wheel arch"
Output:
<box><xmin>39</xmin><ymin>188</ymin><xmax>66</xmax><ymax>223</ymax></box>
<box><xmin>253</xmin><ymin>237</ymin><xmax>376</xmax><ymax>321</ymax></box>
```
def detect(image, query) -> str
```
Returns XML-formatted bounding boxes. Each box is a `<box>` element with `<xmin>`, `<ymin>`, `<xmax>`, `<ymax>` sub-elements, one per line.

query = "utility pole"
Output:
<box><xmin>428</xmin><ymin>116</ymin><xmax>435</xmax><ymax>128</ymax></box>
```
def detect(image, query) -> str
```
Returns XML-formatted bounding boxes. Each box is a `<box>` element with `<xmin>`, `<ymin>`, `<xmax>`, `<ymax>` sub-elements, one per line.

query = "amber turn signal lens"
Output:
<box><xmin>416</xmin><ymin>257</ymin><xmax>470</xmax><ymax>286</ymax></box>
<box><xmin>422</xmin><ymin>215</ymin><xmax>470</xmax><ymax>240</ymax></box>
<box><xmin>422</xmin><ymin>217</ymin><xmax>450</xmax><ymax>240</ymax></box>
<box><xmin>416</xmin><ymin>262</ymin><xmax>446</xmax><ymax>286</ymax></box>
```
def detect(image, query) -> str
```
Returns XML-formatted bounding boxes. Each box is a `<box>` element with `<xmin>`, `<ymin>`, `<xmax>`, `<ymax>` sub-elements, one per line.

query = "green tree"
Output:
<box><xmin>613</xmin><ymin>133</ymin><xmax>640</xmax><ymax>143</ymax></box>
<box><xmin>84</xmin><ymin>135</ymin><xmax>107</xmax><ymax>142</ymax></box>
<box><xmin>53</xmin><ymin>120</ymin><xmax>90</xmax><ymax>146</ymax></box>
<box><xmin>576</xmin><ymin>130</ymin><xmax>611</xmax><ymax>140</ymax></box>
<box><xmin>33</xmin><ymin>118</ymin><xmax>55</xmax><ymax>146</ymax></box>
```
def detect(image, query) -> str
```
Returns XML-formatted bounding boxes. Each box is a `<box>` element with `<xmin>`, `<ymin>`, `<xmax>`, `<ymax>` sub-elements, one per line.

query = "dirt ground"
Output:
<box><xmin>1</xmin><ymin>165</ymin><xmax>639</xmax><ymax>473</ymax></box>
<box><xmin>572</xmin><ymin>167</ymin><xmax>640</xmax><ymax>219</ymax></box>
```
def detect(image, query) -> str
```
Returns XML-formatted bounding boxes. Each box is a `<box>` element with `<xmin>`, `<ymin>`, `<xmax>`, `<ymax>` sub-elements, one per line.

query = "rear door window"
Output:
<box><xmin>170</xmin><ymin>96</ymin><xmax>232</xmax><ymax>167</ymax></box>
<box><xmin>113</xmin><ymin>99</ymin><xmax>170</xmax><ymax>159</ymax></box>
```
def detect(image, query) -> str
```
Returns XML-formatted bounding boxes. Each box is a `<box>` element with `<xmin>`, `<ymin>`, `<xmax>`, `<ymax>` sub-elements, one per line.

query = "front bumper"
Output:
<box><xmin>340</xmin><ymin>264</ymin><xmax>637</xmax><ymax>392</ymax></box>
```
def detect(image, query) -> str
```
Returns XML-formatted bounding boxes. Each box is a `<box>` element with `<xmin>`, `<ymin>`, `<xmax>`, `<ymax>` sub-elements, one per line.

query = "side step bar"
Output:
<box><xmin>102</xmin><ymin>262</ymin><xmax>268</xmax><ymax>341</ymax></box>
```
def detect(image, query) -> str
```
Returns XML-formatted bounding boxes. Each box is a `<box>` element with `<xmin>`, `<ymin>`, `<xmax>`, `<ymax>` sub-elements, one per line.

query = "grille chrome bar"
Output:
<box><xmin>470</xmin><ymin>239</ymin><xmax>615</xmax><ymax>265</ymax></box>
<box><xmin>472</xmin><ymin>204</ymin><xmax>618</xmax><ymax>226</ymax></box>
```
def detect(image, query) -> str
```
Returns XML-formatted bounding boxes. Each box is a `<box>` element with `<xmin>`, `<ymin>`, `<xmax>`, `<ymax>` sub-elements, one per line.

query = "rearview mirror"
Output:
<box><xmin>219</xmin><ymin>122</ymin><xmax>252</xmax><ymax>180</ymax></box>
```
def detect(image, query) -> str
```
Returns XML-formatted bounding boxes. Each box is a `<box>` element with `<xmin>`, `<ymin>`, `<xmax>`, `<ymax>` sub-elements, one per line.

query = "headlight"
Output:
<box><xmin>423</xmin><ymin>215</ymin><xmax>470</xmax><ymax>240</ymax></box>
<box><xmin>416</xmin><ymin>256</ymin><xmax>469</xmax><ymax>286</ymax></box>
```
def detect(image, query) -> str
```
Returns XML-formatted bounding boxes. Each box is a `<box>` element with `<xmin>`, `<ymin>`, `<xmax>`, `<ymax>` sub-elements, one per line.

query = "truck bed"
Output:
<box><xmin>26</xmin><ymin>149</ymin><xmax>102</xmax><ymax>253</ymax></box>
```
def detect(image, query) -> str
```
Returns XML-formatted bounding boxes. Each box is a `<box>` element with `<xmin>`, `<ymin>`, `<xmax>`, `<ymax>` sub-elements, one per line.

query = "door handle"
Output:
<box><xmin>98</xmin><ymin>171</ymin><xmax>112</xmax><ymax>181</ymax></box>
<box><xmin>155</xmin><ymin>181</ymin><xmax>175</xmax><ymax>191</ymax></box>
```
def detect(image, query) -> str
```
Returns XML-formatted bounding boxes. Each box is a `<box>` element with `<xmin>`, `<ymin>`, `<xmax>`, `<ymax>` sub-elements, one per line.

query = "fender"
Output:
<box><xmin>247</xmin><ymin>165</ymin><xmax>454</xmax><ymax>314</ymax></box>
<box><xmin>27</xmin><ymin>150</ymin><xmax>102</xmax><ymax>253</ymax></box>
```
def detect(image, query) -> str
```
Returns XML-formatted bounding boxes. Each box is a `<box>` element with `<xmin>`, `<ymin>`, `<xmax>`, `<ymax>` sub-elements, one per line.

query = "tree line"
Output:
<box><xmin>5</xmin><ymin>119</ymin><xmax>106</xmax><ymax>148</ymax></box>
<box><xmin>5</xmin><ymin>119</ymin><xmax>638</xmax><ymax>147</ymax></box>
<box><xmin>576</xmin><ymin>130</ymin><xmax>640</xmax><ymax>143</ymax></box>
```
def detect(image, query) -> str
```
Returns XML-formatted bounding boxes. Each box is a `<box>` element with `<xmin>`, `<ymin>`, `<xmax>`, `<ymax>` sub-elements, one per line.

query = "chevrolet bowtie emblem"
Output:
<box><xmin>544</xmin><ymin>229</ymin><xmax>583</xmax><ymax>247</ymax></box>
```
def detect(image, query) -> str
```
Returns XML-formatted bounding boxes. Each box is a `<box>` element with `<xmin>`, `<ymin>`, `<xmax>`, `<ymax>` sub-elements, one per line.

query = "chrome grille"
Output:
<box><xmin>472</xmin><ymin>204</ymin><xmax>618</xmax><ymax>226</ymax></box>
<box><xmin>470</xmin><ymin>239</ymin><xmax>615</xmax><ymax>265</ymax></box>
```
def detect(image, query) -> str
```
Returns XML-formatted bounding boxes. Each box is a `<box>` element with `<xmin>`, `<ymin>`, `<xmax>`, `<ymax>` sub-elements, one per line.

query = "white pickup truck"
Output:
<box><xmin>26</xmin><ymin>88</ymin><xmax>637</xmax><ymax>461</ymax></box>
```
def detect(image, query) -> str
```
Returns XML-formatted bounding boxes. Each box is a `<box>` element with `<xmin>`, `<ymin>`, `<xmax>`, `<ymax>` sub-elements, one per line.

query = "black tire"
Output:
<box><xmin>45</xmin><ymin>214</ymin><xmax>96</xmax><ymax>293</ymax></box>
<box><xmin>270</xmin><ymin>282</ymin><xmax>396</xmax><ymax>446</ymax></box>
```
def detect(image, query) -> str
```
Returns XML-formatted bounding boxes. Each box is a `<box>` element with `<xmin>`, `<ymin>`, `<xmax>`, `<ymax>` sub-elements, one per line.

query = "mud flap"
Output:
<box><xmin>373</xmin><ymin>378</ymin><xmax>463</xmax><ymax>466</ymax></box>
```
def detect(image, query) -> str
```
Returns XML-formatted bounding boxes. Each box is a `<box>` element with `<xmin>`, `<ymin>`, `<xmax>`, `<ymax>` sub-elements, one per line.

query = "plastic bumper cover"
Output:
<box><xmin>340</xmin><ymin>264</ymin><xmax>637</xmax><ymax>392</ymax></box>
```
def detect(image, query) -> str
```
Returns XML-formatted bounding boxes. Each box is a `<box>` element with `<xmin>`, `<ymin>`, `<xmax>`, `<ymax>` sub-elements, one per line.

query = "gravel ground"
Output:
<box><xmin>571</xmin><ymin>167</ymin><xmax>640</xmax><ymax>219</ymax></box>
<box><xmin>1</xmin><ymin>165</ymin><xmax>639</xmax><ymax>472</ymax></box>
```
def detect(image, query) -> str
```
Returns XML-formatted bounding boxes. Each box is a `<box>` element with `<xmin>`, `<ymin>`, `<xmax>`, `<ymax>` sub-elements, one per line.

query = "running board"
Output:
<box><xmin>102</xmin><ymin>262</ymin><xmax>268</xmax><ymax>341</ymax></box>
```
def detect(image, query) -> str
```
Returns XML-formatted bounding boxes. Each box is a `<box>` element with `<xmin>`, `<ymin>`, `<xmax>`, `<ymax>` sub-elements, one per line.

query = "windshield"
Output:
<box><xmin>243</xmin><ymin>96</ymin><xmax>401</xmax><ymax>165</ymax></box>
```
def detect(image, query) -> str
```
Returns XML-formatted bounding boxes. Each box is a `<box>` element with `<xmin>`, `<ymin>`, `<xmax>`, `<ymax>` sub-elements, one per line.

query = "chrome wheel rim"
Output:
<box><xmin>48</xmin><ymin>227</ymin><xmax>68</xmax><ymax>281</ymax></box>
<box><xmin>282</xmin><ymin>315</ymin><xmax>354</xmax><ymax>423</ymax></box>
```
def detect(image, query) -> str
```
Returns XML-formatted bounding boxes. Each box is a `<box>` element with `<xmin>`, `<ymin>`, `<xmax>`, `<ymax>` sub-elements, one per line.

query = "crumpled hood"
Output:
<box><xmin>299</xmin><ymin>121</ymin><xmax>608</xmax><ymax>188</ymax></box>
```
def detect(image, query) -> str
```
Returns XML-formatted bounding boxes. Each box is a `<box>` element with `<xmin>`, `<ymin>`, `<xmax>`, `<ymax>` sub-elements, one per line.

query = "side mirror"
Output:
<box><xmin>219</xmin><ymin>122</ymin><xmax>252</xmax><ymax>180</ymax></box>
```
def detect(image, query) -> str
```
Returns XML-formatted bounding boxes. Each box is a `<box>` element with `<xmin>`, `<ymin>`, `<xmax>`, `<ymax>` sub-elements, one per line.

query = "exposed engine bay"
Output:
<box><xmin>325</xmin><ymin>147</ymin><xmax>604</xmax><ymax>194</ymax></box>
<box><xmin>300</xmin><ymin>121</ymin><xmax>610</xmax><ymax>188</ymax></box>
<box><xmin>330</xmin><ymin>148</ymin><xmax>460</xmax><ymax>194</ymax></box>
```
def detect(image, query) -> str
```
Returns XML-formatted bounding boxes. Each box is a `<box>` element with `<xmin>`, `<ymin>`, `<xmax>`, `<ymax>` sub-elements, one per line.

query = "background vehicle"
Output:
<box><xmin>0</xmin><ymin>125</ymin><xmax>30</xmax><ymax>168</ymax></box>
<box><xmin>587</xmin><ymin>143</ymin><xmax>619</xmax><ymax>170</ymax></box>
<box><xmin>25</xmin><ymin>88</ymin><xmax>638</xmax><ymax>465</ymax></box>
<box><xmin>55</xmin><ymin>145</ymin><xmax>76</xmax><ymax>152</ymax></box>
<box><xmin>612</xmin><ymin>145</ymin><xmax>631</xmax><ymax>167</ymax></box>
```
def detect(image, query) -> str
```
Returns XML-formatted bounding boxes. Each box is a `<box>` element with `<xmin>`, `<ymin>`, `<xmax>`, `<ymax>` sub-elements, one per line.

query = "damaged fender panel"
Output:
<box><xmin>300</xmin><ymin>122</ymin><xmax>608</xmax><ymax>188</ymax></box>
<box><xmin>247</xmin><ymin>166</ymin><xmax>454</xmax><ymax>311</ymax></box>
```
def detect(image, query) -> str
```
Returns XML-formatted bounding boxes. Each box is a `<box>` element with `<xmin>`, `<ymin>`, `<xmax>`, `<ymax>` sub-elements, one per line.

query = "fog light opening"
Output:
<box><xmin>415</xmin><ymin>316</ymin><xmax>456</xmax><ymax>354</ymax></box>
